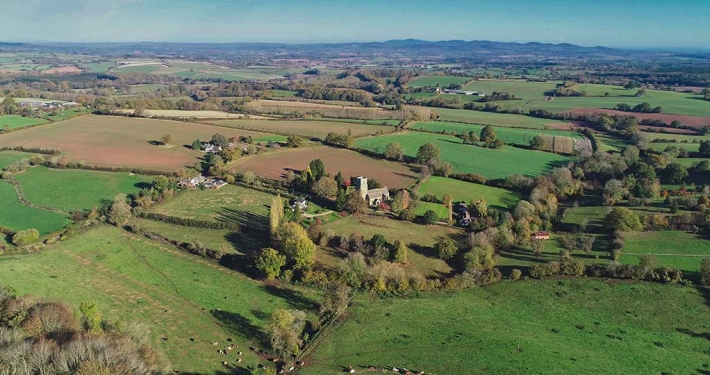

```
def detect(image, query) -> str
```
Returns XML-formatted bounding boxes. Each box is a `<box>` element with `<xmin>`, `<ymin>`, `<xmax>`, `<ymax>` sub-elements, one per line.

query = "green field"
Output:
<box><xmin>408</xmin><ymin>75</ymin><xmax>472</xmax><ymax>88</ymax></box>
<box><xmin>304</xmin><ymin>278</ymin><xmax>710</xmax><ymax>375</ymax></box>
<box><xmin>128</xmin><ymin>217</ymin><xmax>260</xmax><ymax>254</ymax></box>
<box><xmin>620</xmin><ymin>231</ymin><xmax>710</xmax><ymax>274</ymax></box>
<box><xmin>412</xmin><ymin>121</ymin><xmax>581</xmax><ymax>145</ymax></box>
<box><xmin>562</xmin><ymin>206</ymin><xmax>612</xmax><ymax>229</ymax></box>
<box><xmin>356</xmin><ymin>132</ymin><xmax>574</xmax><ymax>179</ymax></box>
<box><xmin>0</xmin><ymin>151</ymin><xmax>37</xmax><ymax>169</ymax></box>
<box><xmin>0</xmin><ymin>115</ymin><xmax>49</xmax><ymax>130</ymax></box>
<box><xmin>410</xmin><ymin>201</ymin><xmax>449</xmax><ymax>219</ymax></box>
<box><xmin>14</xmin><ymin>167</ymin><xmax>152</xmax><ymax>212</ymax></box>
<box><xmin>0</xmin><ymin>226</ymin><xmax>320</xmax><ymax>374</ymax></box>
<box><xmin>434</xmin><ymin>108</ymin><xmax>568</xmax><ymax>129</ymax></box>
<box><xmin>147</xmin><ymin>184</ymin><xmax>275</xmax><ymax>227</ymax></box>
<box><xmin>463</xmin><ymin>80</ymin><xmax>558</xmax><ymax>100</ymax></box>
<box><xmin>418</xmin><ymin>177</ymin><xmax>521</xmax><ymax>210</ymax></box>
<box><xmin>459</xmin><ymin>81</ymin><xmax>710</xmax><ymax>117</ymax></box>
<box><xmin>0</xmin><ymin>181</ymin><xmax>69</xmax><ymax>234</ymax></box>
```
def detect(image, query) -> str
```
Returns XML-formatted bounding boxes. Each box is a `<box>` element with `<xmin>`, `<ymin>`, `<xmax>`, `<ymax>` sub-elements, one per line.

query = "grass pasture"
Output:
<box><xmin>463</xmin><ymin>79</ymin><xmax>558</xmax><ymax>100</ymax></box>
<box><xmin>303</xmin><ymin>279</ymin><xmax>710</xmax><ymax>375</ymax></box>
<box><xmin>129</xmin><ymin>217</ymin><xmax>250</xmax><ymax>254</ymax></box>
<box><xmin>0</xmin><ymin>226</ymin><xmax>321</xmax><ymax>374</ymax></box>
<box><xmin>148</xmin><ymin>185</ymin><xmax>273</xmax><ymax>227</ymax></box>
<box><xmin>0</xmin><ymin>115</ymin><xmax>279</xmax><ymax>172</ymax></box>
<box><xmin>434</xmin><ymin>108</ymin><xmax>568</xmax><ymax>129</ymax></box>
<box><xmin>246</xmin><ymin>100</ymin><xmax>406</xmax><ymax>120</ymax></box>
<box><xmin>230</xmin><ymin>147</ymin><xmax>419</xmax><ymax>189</ymax></box>
<box><xmin>0</xmin><ymin>181</ymin><xmax>69</xmax><ymax>234</ymax></box>
<box><xmin>117</xmin><ymin>109</ymin><xmax>268</xmax><ymax>119</ymax></box>
<box><xmin>206</xmin><ymin>119</ymin><xmax>393</xmax><ymax>140</ymax></box>
<box><xmin>0</xmin><ymin>151</ymin><xmax>37</xmax><ymax>169</ymax></box>
<box><xmin>356</xmin><ymin>132</ymin><xmax>574</xmax><ymax>179</ymax></box>
<box><xmin>408</xmin><ymin>75</ymin><xmax>472</xmax><ymax>88</ymax></box>
<box><xmin>0</xmin><ymin>115</ymin><xmax>48</xmax><ymax>130</ymax></box>
<box><xmin>418</xmin><ymin>177</ymin><xmax>521</xmax><ymax>210</ymax></box>
<box><xmin>412</xmin><ymin>121</ymin><xmax>581</xmax><ymax>145</ymax></box>
<box><xmin>620</xmin><ymin>231</ymin><xmax>710</xmax><ymax>274</ymax></box>
<box><xmin>14</xmin><ymin>167</ymin><xmax>152</xmax><ymax>212</ymax></box>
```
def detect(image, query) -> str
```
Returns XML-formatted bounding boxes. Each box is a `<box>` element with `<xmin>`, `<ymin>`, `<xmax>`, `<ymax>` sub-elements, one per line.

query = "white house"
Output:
<box><xmin>202</xmin><ymin>143</ymin><xmax>222</xmax><ymax>153</ymax></box>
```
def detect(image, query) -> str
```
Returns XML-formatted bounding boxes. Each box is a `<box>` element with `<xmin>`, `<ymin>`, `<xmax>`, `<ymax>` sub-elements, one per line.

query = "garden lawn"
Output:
<box><xmin>619</xmin><ymin>231</ymin><xmax>710</xmax><ymax>274</ymax></box>
<box><xmin>0</xmin><ymin>181</ymin><xmax>69</xmax><ymax>234</ymax></box>
<box><xmin>418</xmin><ymin>177</ymin><xmax>521</xmax><ymax>210</ymax></box>
<box><xmin>435</xmin><ymin>108</ymin><xmax>567</xmax><ymax>129</ymax></box>
<box><xmin>355</xmin><ymin>132</ymin><xmax>574</xmax><ymax>179</ymax></box>
<box><xmin>412</xmin><ymin>121</ymin><xmax>581</xmax><ymax>146</ymax></box>
<box><xmin>304</xmin><ymin>278</ymin><xmax>710</xmax><ymax>375</ymax></box>
<box><xmin>14</xmin><ymin>167</ymin><xmax>152</xmax><ymax>212</ymax></box>
<box><xmin>0</xmin><ymin>115</ymin><xmax>48</xmax><ymax>130</ymax></box>
<box><xmin>0</xmin><ymin>226</ymin><xmax>321</xmax><ymax>374</ymax></box>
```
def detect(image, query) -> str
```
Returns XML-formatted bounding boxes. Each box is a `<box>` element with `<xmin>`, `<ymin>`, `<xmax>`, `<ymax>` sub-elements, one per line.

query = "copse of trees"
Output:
<box><xmin>0</xmin><ymin>287</ymin><xmax>162</xmax><ymax>374</ymax></box>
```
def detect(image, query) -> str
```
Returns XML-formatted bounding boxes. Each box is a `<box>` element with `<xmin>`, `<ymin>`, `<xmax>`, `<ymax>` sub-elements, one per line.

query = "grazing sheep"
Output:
<box><xmin>212</xmin><ymin>342</ymin><xmax>218</xmax><ymax>346</ymax></box>
<box><xmin>226</xmin><ymin>346</ymin><xmax>233</xmax><ymax>351</ymax></box>
<box><xmin>236</xmin><ymin>358</ymin><xmax>242</xmax><ymax>363</ymax></box>
<box><xmin>227</xmin><ymin>337</ymin><xmax>233</xmax><ymax>342</ymax></box>
<box><xmin>295</xmin><ymin>361</ymin><xmax>304</xmax><ymax>366</ymax></box>
<box><xmin>161</xmin><ymin>337</ymin><xmax>168</xmax><ymax>342</ymax></box>
<box><xmin>189</xmin><ymin>337</ymin><xmax>194</xmax><ymax>342</ymax></box>
<box><xmin>222</xmin><ymin>361</ymin><xmax>228</xmax><ymax>366</ymax></box>
<box><xmin>218</xmin><ymin>350</ymin><xmax>225</xmax><ymax>354</ymax></box>
<box><xmin>237</xmin><ymin>351</ymin><xmax>242</xmax><ymax>355</ymax></box>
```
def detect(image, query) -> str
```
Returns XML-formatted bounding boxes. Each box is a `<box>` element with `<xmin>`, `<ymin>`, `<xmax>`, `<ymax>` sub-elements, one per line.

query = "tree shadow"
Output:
<box><xmin>676</xmin><ymin>327</ymin><xmax>710</xmax><ymax>340</ymax></box>
<box><xmin>262</xmin><ymin>284</ymin><xmax>319</xmax><ymax>312</ymax></box>
<box><xmin>134</xmin><ymin>181</ymin><xmax>153</xmax><ymax>189</ymax></box>
<box><xmin>251</xmin><ymin>309</ymin><xmax>270</xmax><ymax>320</ymax></box>
<box><xmin>147</xmin><ymin>140</ymin><xmax>162</xmax><ymax>146</ymax></box>
<box><xmin>217</xmin><ymin>208</ymin><xmax>269</xmax><ymax>232</ymax></box>
<box><xmin>409</xmin><ymin>243</ymin><xmax>437</xmax><ymax>259</ymax></box>
<box><xmin>211</xmin><ymin>309</ymin><xmax>269</xmax><ymax>347</ymax></box>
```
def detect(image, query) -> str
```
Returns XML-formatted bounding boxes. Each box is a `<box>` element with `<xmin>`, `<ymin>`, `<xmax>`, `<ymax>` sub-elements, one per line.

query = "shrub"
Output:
<box><xmin>511</xmin><ymin>269</ymin><xmax>522</xmax><ymax>280</ymax></box>
<box><xmin>12</xmin><ymin>229</ymin><xmax>40</xmax><ymax>247</ymax></box>
<box><xmin>435</xmin><ymin>238</ymin><xmax>458</xmax><ymax>260</ymax></box>
<box><xmin>422</xmin><ymin>210</ymin><xmax>439</xmax><ymax>225</ymax></box>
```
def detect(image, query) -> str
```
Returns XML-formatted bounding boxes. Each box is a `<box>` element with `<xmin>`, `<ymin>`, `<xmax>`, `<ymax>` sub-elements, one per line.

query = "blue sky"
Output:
<box><xmin>3</xmin><ymin>0</ymin><xmax>709</xmax><ymax>48</ymax></box>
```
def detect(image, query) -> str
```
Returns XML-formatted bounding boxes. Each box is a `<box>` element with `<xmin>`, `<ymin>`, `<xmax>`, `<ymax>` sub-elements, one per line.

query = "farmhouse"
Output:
<box><xmin>202</xmin><ymin>143</ymin><xmax>222</xmax><ymax>153</ymax></box>
<box><xmin>456</xmin><ymin>202</ymin><xmax>471</xmax><ymax>227</ymax></box>
<box><xmin>532</xmin><ymin>231</ymin><xmax>551</xmax><ymax>240</ymax></box>
<box><xmin>290</xmin><ymin>197</ymin><xmax>308</xmax><ymax>212</ymax></box>
<box><xmin>178</xmin><ymin>175</ymin><xmax>227</xmax><ymax>190</ymax></box>
<box><xmin>355</xmin><ymin>176</ymin><xmax>390</xmax><ymax>206</ymax></box>
<box><xmin>443</xmin><ymin>89</ymin><xmax>486</xmax><ymax>97</ymax></box>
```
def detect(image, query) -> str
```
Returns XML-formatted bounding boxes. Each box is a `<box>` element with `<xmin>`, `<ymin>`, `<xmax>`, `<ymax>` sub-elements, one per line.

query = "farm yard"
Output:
<box><xmin>0</xmin><ymin>226</ymin><xmax>321</xmax><ymax>374</ymax></box>
<box><xmin>13</xmin><ymin>167</ymin><xmax>152</xmax><ymax>212</ymax></box>
<box><xmin>205</xmin><ymin>119</ymin><xmax>394</xmax><ymax>139</ymax></box>
<box><xmin>408</xmin><ymin>75</ymin><xmax>472</xmax><ymax>87</ymax></box>
<box><xmin>0</xmin><ymin>115</ymin><xmax>279</xmax><ymax>171</ymax></box>
<box><xmin>355</xmin><ymin>132</ymin><xmax>574</xmax><ymax>179</ymax></box>
<box><xmin>230</xmin><ymin>147</ymin><xmax>419</xmax><ymax>189</ymax></box>
<box><xmin>303</xmin><ymin>279</ymin><xmax>710</xmax><ymax>375</ymax></box>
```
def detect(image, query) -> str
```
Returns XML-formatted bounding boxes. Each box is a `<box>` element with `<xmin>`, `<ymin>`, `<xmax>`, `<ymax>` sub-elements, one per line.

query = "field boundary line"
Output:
<box><xmin>2</xmin><ymin>179</ymin><xmax>70</xmax><ymax>215</ymax></box>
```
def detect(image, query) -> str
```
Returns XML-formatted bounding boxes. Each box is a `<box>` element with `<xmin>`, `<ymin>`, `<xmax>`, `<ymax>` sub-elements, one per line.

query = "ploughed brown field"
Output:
<box><xmin>567</xmin><ymin>108</ymin><xmax>710</xmax><ymax>128</ymax></box>
<box><xmin>0</xmin><ymin>115</ymin><xmax>273</xmax><ymax>171</ymax></box>
<box><xmin>230</xmin><ymin>146</ymin><xmax>419</xmax><ymax>189</ymax></box>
